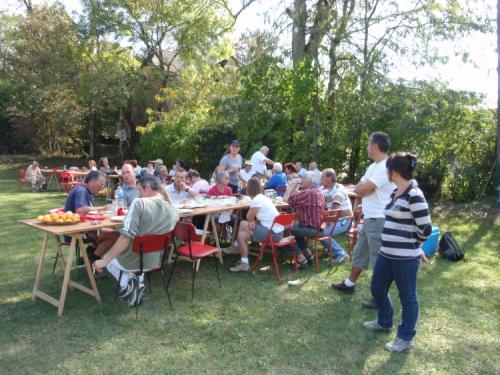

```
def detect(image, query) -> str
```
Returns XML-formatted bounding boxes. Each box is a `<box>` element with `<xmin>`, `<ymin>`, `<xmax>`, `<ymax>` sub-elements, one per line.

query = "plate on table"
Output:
<box><xmin>178</xmin><ymin>208</ymin><xmax>194</xmax><ymax>214</ymax></box>
<box><xmin>110</xmin><ymin>216</ymin><xmax>125</xmax><ymax>222</ymax></box>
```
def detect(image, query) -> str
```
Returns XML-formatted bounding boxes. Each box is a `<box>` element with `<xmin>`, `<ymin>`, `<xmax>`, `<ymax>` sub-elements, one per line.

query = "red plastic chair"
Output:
<box><xmin>167</xmin><ymin>222</ymin><xmax>221</xmax><ymax>300</ymax></box>
<box><xmin>306</xmin><ymin>209</ymin><xmax>343</xmax><ymax>272</ymax></box>
<box><xmin>346</xmin><ymin>205</ymin><xmax>363</xmax><ymax>261</ymax></box>
<box><xmin>18</xmin><ymin>169</ymin><xmax>31</xmax><ymax>191</ymax></box>
<box><xmin>60</xmin><ymin>171</ymin><xmax>78</xmax><ymax>193</ymax></box>
<box><xmin>114</xmin><ymin>232</ymin><xmax>174</xmax><ymax>309</ymax></box>
<box><xmin>252</xmin><ymin>213</ymin><xmax>298</xmax><ymax>281</ymax></box>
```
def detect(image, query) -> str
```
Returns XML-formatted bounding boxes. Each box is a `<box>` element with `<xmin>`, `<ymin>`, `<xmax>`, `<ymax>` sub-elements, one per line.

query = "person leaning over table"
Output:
<box><xmin>165</xmin><ymin>168</ymin><xmax>198</xmax><ymax>204</ymax></box>
<box><xmin>249</xmin><ymin>146</ymin><xmax>275</xmax><ymax>177</ymax></box>
<box><xmin>331</xmin><ymin>132</ymin><xmax>395</xmax><ymax>311</ymax></box>
<box><xmin>64</xmin><ymin>170</ymin><xmax>107</xmax><ymax>215</ymax></box>
<box><xmin>362</xmin><ymin>152</ymin><xmax>432</xmax><ymax>353</ymax></box>
<box><xmin>265</xmin><ymin>162</ymin><xmax>288</xmax><ymax>197</ymax></box>
<box><xmin>93</xmin><ymin>175</ymin><xmax>179</xmax><ymax>308</ymax></box>
<box><xmin>283</xmin><ymin>171</ymin><xmax>325</xmax><ymax>269</ymax></box>
<box><xmin>319</xmin><ymin>168</ymin><xmax>353</xmax><ymax>265</ymax></box>
<box><xmin>218</xmin><ymin>140</ymin><xmax>243</xmax><ymax>194</ymax></box>
<box><xmin>25</xmin><ymin>160</ymin><xmax>47</xmax><ymax>192</ymax></box>
<box><xmin>230</xmin><ymin>177</ymin><xmax>284</xmax><ymax>272</ymax></box>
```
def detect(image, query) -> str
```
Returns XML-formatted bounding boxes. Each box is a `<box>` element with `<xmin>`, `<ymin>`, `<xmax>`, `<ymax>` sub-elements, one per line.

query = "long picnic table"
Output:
<box><xmin>22</xmin><ymin>198</ymin><xmax>288</xmax><ymax>317</ymax></box>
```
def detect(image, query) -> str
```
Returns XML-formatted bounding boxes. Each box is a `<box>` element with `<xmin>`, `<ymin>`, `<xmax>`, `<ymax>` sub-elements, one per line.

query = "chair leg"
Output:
<box><xmin>314</xmin><ymin>240</ymin><xmax>320</xmax><ymax>273</ymax></box>
<box><xmin>114</xmin><ymin>271</ymin><xmax>123</xmax><ymax>302</ymax></box>
<box><xmin>271</xmin><ymin>247</ymin><xmax>281</xmax><ymax>280</ymax></box>
<box><xmin>251</xmin><ymin>245</ymin><xmax>265</xmax><ymax>271</ymax></box>
<box><xmin>166</xmin><ymin>257</ymin><xmax>178</xmax><ymax>291</ymax></box>
<box><xmin>146</xmin><ymin>273</ymin><xmax>152</xmax><ymax>294</ymax></box>
<box><xmin>52</xmin><ymin>252</ymin><xmax>60</xmax><ymax>274</ymax></box>
<box><xmin>213</xmin><ymin>255</ymin><xmax>222</xmax><ymax>288</ymax></box>
<box><xmin>191</xmin><ymin>260</ymin><xmax>197</xmax><ymax>301</ymax></box>
<box><xmin>159</xmin><ymin>269</ymin><xmax>173</xmax><ymax>308</ymax></box>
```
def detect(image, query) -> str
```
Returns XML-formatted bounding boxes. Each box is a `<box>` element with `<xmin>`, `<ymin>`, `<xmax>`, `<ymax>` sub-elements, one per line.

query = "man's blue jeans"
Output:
<box><xmin>321</xmin><ymin>217</ymin><xmax>351</xmax><ymax>258</ymax></box>
<box><xmin>371</xmin><ymin>254</ymin><xmax>421</xmax><ymax>341</ymax></box>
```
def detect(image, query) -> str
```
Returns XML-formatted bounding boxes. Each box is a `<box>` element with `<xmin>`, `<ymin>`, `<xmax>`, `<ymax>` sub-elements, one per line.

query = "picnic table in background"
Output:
<box><xmin>40</xmin><ymin>169</ymin><xmax>88</xmax><ymax>192</ymax></box>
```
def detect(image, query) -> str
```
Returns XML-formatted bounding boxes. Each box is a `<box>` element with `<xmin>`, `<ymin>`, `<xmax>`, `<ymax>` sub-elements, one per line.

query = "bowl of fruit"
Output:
<box><xmin>37</xmin><ymin>211</ymin><xmax>81</xmax><ymax>225</ymax></box>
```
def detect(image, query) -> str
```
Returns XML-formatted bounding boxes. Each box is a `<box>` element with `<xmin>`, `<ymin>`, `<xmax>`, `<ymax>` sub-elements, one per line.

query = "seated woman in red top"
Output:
<box><xmin>207</xmin><ymin>171</ymin><xmax>233</xmax><ymax>236</ymax></box>
<box><xmin>207</xmin><ymin>171</ymin><xmax>233</xmax><ymax>197</ymax></box>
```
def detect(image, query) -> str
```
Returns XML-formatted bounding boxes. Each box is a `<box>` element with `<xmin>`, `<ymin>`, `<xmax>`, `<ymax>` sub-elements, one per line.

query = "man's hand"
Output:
<box><xmin>179</xmin><ymin>182</ymin><xmax>187</xmax><ymax>191</ymax></box>
<box><xmin>93</xmin><ymin>259</ymin><xmax>107</xmax><ymax>273</ymax></box>
<box><xmin>248</xmin><ymin>221</ymin><xmax>256</xmax><ymax>231</ymax></box>
<box><xmin>419</xmin><ymin>252</ymin><xmax>429</xmax><ymax>263</ymax></box>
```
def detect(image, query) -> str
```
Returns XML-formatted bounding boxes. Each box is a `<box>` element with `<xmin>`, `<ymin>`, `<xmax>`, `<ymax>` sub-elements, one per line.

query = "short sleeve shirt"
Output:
<box><xmin>250</xmin><ymin>151</ymin><xmax>267</xmax><ymax>175</ymax></box>
<box><xmin>191</xmin><ymin>179</ymin><xmax>210</xmax><ymax>194</ymax></box>
<box><xmin>207</xmin><ymin>185</ymin><xmax>233</xmax><ymax>197</ymax></box>
<box><xmin>239</xmin><ymin>169</ymin><xmax>255</xmax><ymax>183</ymax></box>
<box><xmin>117</xmin><ymin>198</ymin><xmax>179</xmax><ymax>271</ymax></box>
<box><xmin>322</xmin><ymin>183</ymin><xmax>352</xmax><ymax>216</ymax></box>
<box><xmin>219</xmin><ymin>154</ymin><xmax>243</xmax><ymax>186</ymax></box>
<box><xmin>64</xmin><ymin>184</ymin><xmax>93</xmax><ymax>213</ymax></box>
<box><xmin>250</xmin><ymin>194</ymin><xmax>284</xmax><ymax>233</ymax></box>
<box><xmin>360</xmin><ymin>159</ymin><xmax>395</xmax><ymax>218</ymax></box>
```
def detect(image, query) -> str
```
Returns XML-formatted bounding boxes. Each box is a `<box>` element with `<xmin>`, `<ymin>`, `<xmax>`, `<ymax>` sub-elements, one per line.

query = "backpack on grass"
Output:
<box><xmin>438</xmin><ymin>232</ymin><xmax>464</xmax><ymax>261</ymax></box>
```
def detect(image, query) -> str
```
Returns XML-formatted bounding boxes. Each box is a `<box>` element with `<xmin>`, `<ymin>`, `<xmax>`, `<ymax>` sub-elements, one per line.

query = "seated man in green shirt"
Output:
<box><xmin>93</xmin><ymin>175</ymin><xmax>179</xmax><ymax>307</ymax></box>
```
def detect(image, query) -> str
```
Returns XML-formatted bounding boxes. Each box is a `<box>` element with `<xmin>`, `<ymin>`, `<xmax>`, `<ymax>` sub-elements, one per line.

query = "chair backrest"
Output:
<box><xmin>272</xmin><ymin>212</ymin><xmax>296</xmax><ymax>228</ymax></box>
<box><xmin>132</xmin><ymin>232</ymin><xmax>172</xmax><ymax>254</ymax></box>
<box><xmin>19</xmin><ymin>169</ymin><xmax>26</xmax><ymax>178</ymax></box>
<box><xmin>322</xmin><ymin>209</ymin><xmax>342</xmax><ymax>223</ymax></box>
<box><xmin>132</xmin><ymin>232</ymin><xmax>173</xmax><ymax>273</ymax></box>
<box><xmin>174</xmin><ymin>222</ymin><xmax>196</xmax><ymax>243</ymax></box>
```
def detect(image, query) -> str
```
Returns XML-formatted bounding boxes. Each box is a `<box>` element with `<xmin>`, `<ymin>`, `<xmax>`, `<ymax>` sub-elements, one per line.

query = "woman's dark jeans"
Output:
<box><xmin>371</xmin><ymin>254</ymin><xmax>421</xmax><ymax>341</ymax></box>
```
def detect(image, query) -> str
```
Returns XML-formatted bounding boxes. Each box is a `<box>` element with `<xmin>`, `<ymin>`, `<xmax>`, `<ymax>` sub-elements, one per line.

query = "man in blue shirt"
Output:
<box><xmin>64</xmin><ymin>170</ymin><xmax>107</xmax><ymax>214</ymax></box>
<box><xmin>265</xmin><ymin>162</ymin><xmax>288</xmax><ymax>196</ymax></box>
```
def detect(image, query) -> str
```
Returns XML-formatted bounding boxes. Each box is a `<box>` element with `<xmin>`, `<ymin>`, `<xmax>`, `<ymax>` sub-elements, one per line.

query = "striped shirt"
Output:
<box><xmin>380</xmin><ymin>182</ymin><xmax>432</xmax><ymax>259</ymax></box>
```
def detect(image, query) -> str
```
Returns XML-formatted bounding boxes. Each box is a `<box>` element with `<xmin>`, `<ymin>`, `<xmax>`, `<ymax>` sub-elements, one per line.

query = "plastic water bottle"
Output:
<box><xmin>115</xmin><ymin>186</ymin><xmax>124</xmax><ymax>199</ymax></box>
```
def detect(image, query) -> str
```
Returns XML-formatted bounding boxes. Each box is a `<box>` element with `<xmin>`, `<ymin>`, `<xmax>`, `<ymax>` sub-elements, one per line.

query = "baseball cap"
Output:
<box><xmin>230</xmin><ymin>140</ymin><xmax>240</xmax><ymax>146</ymax></box>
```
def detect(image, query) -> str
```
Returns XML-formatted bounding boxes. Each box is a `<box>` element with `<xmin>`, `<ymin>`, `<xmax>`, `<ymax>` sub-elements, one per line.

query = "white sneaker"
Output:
<box><xmin>230</xmin><ymin>261</ymin><xmax>250</xmax><ymax>272</ymax></box>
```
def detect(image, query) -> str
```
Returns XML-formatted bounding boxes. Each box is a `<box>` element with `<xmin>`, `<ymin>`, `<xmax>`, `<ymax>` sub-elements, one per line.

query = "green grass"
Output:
<box><xmin>0</xmin><ymin>156</ymin><xmax>499</xmax><ymax>374</ymax></box>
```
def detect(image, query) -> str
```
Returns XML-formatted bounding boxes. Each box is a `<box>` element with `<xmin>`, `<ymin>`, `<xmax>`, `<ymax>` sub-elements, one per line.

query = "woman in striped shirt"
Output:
<box><xmin>363</xmin><ymin>152</ymin><xmax>432</xmax><ymax>352</ymax></box>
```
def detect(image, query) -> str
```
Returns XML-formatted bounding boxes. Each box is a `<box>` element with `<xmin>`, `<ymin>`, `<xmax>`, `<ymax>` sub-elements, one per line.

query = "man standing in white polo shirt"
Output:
<box><xmin>331</xmin><ymin>132</ymin><xmax>395</xmax><ymax>308</ymax></box>
<box><xmin>250</xmin><ymin>146</ymin><xmax>275</xmax><ymax>176</ymax></box>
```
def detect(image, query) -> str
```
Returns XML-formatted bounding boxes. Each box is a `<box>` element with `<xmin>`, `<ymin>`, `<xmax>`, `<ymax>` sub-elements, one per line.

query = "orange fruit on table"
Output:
<box><xmin>37</xmin><ymin>215</ymin><xmax>44</xmax><ymax>221</ymax></box>
<box><xmin>42</xmin><ymin>215</ymin><xmax>51</xmax><ymax>223</ymax></box>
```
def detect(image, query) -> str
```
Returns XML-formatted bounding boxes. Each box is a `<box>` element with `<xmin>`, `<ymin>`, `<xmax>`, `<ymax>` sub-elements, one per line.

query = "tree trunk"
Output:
<box><xmin>496</xmin><ymin>0</ymin><xmax>500</xmax><ymax>193</ymax></box>
<box><xmin>288</xmin><ymin>0</ymin><xmax>307</xmax><ymax>66</ymax></box>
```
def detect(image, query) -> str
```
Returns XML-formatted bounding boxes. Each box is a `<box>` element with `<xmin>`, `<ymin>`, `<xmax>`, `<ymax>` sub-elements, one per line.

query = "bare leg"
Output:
<box><xmin>237</xmin><ymin>220</ymin><xmax>253</xmax><ymax>258</ymax></box>
<box><xmin>348</xmin><ymin>267</ymin><xmax>363</xmax><ymax>283</ymax></box>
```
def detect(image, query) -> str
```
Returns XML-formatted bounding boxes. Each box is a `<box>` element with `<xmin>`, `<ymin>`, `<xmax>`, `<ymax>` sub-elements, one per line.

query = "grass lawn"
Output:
<box><xmin>0</xmin><ymin>156</ymin><xmax>499</xmax><ymax>374</ymax></box>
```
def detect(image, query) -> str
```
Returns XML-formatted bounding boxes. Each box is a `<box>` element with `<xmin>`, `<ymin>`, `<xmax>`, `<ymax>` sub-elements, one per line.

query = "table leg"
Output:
<box><xmin>32</xmin><ymin>232</ymin><xmax>49</xmax><ymax>301</ymax></box>
<box><xmin>200</xmin><ymin>213</ymin><xmax>210</xmax><ymax>243</ymax></box>
<box><xmin>57</xmin><ymin>236</ymin><xmax>77</xmax><ymax>317</ymax></box>
<box><xmin>210</xmin><ymin>214</ymin><xmax>223</xmax><ymax>265</ymax></box>
<box><xmin>78</xmin><ymin>236</ymin><xmax>101</xmax><ymax>304</ymax></box>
